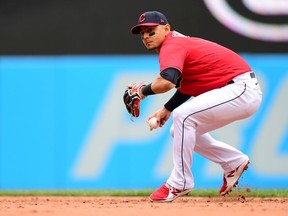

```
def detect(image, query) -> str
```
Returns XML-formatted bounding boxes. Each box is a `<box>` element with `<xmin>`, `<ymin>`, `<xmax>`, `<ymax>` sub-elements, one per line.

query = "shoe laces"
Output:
<box><xmin>166</xmin><ymin>183</ymin><xmax>182</xmax><ymax>194</ymax></box>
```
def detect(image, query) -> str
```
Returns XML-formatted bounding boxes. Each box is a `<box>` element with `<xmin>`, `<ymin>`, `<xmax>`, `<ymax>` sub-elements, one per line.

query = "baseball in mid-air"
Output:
<box><xmin>148</xmin><ymin>117</ymin><xmax>159</xmax><ymax>130</ymax></box>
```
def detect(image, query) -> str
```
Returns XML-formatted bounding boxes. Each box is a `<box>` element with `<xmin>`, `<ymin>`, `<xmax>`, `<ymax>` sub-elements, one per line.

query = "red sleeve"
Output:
<box><xmin>159</xmin><ymin>43</ymin><xmax>187</xmax><ymax>73</ymax></box>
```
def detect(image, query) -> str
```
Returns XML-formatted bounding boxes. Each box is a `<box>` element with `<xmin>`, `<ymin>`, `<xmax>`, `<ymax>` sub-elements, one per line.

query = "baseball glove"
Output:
<box><xmin>123</xmin><ymin>82</ymin><xmax>146</xmax><ymax>118</ymax></box>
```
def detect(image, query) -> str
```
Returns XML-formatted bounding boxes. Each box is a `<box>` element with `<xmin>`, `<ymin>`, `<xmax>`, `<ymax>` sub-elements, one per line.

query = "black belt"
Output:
<box><xmin>227</xmin><ymin>72</ymin><xmax>255</xmax><ymax>85</ymax></box>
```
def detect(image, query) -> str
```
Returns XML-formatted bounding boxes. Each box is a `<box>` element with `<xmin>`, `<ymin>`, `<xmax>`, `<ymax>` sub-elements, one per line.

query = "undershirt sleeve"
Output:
<box><xmin>164</xmin><ymin>90</ymin><xmax>191</xmax><ymax>112</ymax></box>
<box><xmin>160</xmin><ymin>68</ymin><xmax>180</xmax><ymax>85</ymax></box>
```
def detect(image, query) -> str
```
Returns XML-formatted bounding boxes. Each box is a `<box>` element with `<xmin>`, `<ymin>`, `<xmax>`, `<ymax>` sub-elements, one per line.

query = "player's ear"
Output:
<box><xmin>164</xmin><ymin>24</ymin><xmax>171</xmax><ymax>35</ymax></box>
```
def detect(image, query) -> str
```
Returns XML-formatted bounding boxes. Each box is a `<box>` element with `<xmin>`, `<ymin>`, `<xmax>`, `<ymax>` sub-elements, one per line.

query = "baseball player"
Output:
<box><xmin>124</xmin><ymin>11</ymin><xmax>262</xmax><ymax>202</ymax></box>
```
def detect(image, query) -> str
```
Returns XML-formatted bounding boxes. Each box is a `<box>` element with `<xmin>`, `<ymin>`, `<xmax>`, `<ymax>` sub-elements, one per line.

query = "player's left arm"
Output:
<box><xmin>140</xmin><ymin>67</ymin><xmax>180</xmax><ymax>98</ymax></box>
<box><xmin>123</xmin><ymin>68</ymin><xmax>183</xmax><ymax>119</ymax></box>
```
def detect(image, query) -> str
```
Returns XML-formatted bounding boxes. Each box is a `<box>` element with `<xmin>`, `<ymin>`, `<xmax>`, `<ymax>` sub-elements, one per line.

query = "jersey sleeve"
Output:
<box><xmin>159</xmin><ymin>43</ymin><xmax>187</xmax><ymax>73</ymax></box>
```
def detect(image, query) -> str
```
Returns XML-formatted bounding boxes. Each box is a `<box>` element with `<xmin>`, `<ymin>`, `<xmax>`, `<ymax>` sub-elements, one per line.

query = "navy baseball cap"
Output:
<box><xmin>131</xmin><ymin>11</ymin><xmax>169</xmax><ymax>34</ymax></box>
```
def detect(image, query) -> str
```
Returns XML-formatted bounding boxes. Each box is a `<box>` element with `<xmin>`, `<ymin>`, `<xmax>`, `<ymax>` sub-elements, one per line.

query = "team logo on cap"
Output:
<box><xmin>139</xmin><ymin>13</ymin><xmax>146</xmax><ymax>23</ymax></box>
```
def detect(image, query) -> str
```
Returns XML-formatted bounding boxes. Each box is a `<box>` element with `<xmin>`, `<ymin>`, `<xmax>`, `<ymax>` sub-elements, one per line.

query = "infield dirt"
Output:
<box><xmin>0</xmin><ymin>196</ymin><xmax>287</xmax><ymax>216</ymax></box>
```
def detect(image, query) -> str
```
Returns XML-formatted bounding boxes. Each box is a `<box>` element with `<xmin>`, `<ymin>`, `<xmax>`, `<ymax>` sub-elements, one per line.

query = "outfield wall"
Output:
<box><xmin>0</xmin><ymin>54</ymin><xmax>287</xmax><ymax>190</ymax></box>
<box><xmin>1</xmin><ymin>1</ymin><xmax>287</xmax><ymax>54</ymax></box>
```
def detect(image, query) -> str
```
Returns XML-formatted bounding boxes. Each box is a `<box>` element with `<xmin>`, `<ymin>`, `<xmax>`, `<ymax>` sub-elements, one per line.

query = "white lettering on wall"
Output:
<box><xmin>203</xmin><ymin>0</ymin><xmax>288</xmax><ymax>42</ymax></box>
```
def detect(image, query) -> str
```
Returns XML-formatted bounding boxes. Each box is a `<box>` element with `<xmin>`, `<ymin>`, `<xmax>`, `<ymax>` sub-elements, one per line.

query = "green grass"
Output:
<box><xmin>0</xmin><ymin>189</ymin><xmax>288</xmax><ymax>197</ymax></box>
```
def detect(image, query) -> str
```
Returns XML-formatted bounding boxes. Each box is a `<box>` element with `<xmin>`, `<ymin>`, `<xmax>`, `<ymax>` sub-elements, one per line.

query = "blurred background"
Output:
<box><xmin>0</xmin><ymin>0</ymin><xmax>287</xmax><ymax>190</ymax></box>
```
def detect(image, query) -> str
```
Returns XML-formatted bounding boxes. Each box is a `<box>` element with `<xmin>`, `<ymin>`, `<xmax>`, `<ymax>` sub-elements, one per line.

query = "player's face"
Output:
<box><xmin>140</xmin><ymin>25</ymin><xmax>170</xmax><ymax>52</ymax></box>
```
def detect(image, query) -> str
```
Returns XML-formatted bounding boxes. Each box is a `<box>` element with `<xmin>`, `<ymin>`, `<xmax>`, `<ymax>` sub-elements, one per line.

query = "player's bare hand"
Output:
<box><xmin>148</xmin><ymin>107</ymin><xmax>171</xmax><ymax>127</ymax></box>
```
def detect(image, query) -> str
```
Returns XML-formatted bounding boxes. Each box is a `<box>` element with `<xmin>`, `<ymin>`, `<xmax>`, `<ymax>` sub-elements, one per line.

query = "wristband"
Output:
<box><xmin>141</xmin><ymin>83</ymin><xmax>155</xmax><ymax>96</ymax></box>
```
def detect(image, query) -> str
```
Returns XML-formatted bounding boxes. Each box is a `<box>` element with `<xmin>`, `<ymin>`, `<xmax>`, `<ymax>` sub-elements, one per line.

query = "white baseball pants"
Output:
<box><xmin>167</xmin><ymin>72</ymin><xmax>262</xmax><ymax>190</ymax></box>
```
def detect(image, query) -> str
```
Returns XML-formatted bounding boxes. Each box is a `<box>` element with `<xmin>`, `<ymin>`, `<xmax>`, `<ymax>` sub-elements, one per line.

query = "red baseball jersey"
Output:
<box><xmin>159</xmin><ymin>31</ymin><xmax>251</xmax><ymax>96</ymax></box>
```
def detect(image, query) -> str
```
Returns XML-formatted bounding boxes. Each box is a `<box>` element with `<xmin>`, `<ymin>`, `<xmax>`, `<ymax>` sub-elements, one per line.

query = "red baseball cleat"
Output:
<box><xmin>219</xmin><ymin>160</ymin><xmax>250</xmax><ymax>196</ymax></box>
<box><xmin>149</xmin><ymin>182</ymin><xmax>192</xmax><ymax>202</ymax></box>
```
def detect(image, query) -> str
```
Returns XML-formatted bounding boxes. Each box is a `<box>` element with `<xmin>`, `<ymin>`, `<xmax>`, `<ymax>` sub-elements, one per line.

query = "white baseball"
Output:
<box><xmin>148</xmin><ymin>117</ymin><xmax>159</xmax><ymax>130</ymax></box>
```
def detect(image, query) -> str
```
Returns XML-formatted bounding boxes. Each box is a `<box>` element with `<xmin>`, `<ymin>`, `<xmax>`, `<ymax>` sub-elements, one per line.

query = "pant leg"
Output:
<box><xmin>167</xmin><ymin>79</ymin><xmax>262</xmax><ymax>190</ymax></box>
<box><xmin>194</xmin><ymin>133</ymin><xmax>249</xmax><ymax>172</ymax></box>
<box><xmin>167</xmin><ymin>123</ymin><xmax>196</xmax><ymax>190</ymax></box>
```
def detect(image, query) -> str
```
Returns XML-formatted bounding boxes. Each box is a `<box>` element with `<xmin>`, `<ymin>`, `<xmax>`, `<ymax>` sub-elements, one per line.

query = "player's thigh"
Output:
<box><xmin>173</xmin><ymin>83</ymin><xmax>254</xmax><ymax>128</ymax></box>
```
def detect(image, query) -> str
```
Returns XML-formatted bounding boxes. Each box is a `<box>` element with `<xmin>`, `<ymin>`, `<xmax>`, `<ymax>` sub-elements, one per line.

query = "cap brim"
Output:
<box><xmin>130</xmin><ymin>23</ymin><xmax>159</xmax><ymax>34</ymax></box>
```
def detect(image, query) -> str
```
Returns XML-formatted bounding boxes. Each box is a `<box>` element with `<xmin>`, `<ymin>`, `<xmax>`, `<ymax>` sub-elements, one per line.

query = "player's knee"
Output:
<box><xmin>172</xmin><ymin>106</ymin><xmax>198</xmax><ymax>128</ymax></box>
<box><xmin>173</xmin><ymin>106</ymin><xmax>187</xmax><ymax>121</ymax></box>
